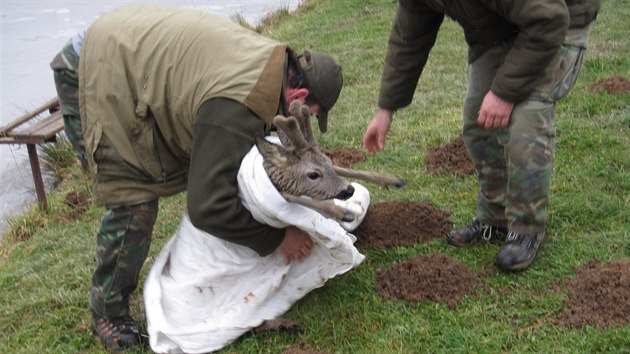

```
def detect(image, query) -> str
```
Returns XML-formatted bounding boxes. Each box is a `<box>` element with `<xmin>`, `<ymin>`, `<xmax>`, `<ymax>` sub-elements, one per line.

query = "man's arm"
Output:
<box><xmin>378</xmin><ymin>0</ymin><xmax>444</xmax><ymax>111</ymax></box>
<box><xmin>365</xmin><ymin>1</ymin><xmax>443</xmax><ymax>152</ymax></box>
<box><xmin>187</xmin><ymin>98</ymin><xmax>286</xmax><ymax>257</ymax></box>
<box><xmin>488</xmin><ymin>0</ymin><xmax>570</xmax><ymax>103</ymax></box>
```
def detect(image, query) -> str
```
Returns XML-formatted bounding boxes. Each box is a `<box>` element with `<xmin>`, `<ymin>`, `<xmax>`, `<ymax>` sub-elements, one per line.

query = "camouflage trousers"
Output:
<box><xmin>51</xmin><ymin>42</ymin><xmax>164</xmax><ymax>318</ymax></box>
<box><xmin>90</xmin><ymin>200</ymin><xmax>159</xmax><ymax>318</ymax></box>
<box><xmin>462</xmin><ymin>25</ymin><xmax>592</xmax><ymax>236</ymax></box>
<box><xmin>50</xmin><ymin>40</ymin><xmax>88</xmax><ymax>170</ymax></box>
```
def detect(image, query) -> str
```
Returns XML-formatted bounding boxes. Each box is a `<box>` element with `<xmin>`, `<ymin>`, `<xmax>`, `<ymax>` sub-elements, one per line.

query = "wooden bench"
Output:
<box><xmin>0</xmin><ymin>97</ymin><xmax>64</xmax><ymax>210</ymax></box>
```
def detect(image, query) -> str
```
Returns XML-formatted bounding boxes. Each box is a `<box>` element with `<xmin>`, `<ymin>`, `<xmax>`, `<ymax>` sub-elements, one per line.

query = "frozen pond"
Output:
<box><xmin>0</xmin><ymin>0</ymin><xmax>301</xmax><ymax>237</ymax></box>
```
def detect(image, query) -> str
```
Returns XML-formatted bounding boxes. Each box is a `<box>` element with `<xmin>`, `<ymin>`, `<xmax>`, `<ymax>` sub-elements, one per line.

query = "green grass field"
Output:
<box><xmin>1</xmin><ymin>0</ymin><xmax>629</xmax><ymax>353</ymax></box>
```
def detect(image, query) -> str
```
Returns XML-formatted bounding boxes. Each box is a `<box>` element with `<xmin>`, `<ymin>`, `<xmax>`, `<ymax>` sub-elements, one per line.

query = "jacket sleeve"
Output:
<box><xmin>489</xmin><ymin>0</ymin><xmax>570</xmax><ymax>102</ymax></box>
<box><xmin>378</xmin><ymin>0</ymin><xmax>444</xmax><ymax>110</ymax></box>
<box><xmin>187</xmin><ymin>98</ymin><xmax>285</xmax><ymax>257</ymax></box>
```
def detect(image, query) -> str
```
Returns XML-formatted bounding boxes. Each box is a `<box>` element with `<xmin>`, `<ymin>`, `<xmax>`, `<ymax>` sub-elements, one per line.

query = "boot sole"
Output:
<box><xmin>495</xmin><ymin>256</ymin><xmax>535</xmax><ymax>272</ymax></box>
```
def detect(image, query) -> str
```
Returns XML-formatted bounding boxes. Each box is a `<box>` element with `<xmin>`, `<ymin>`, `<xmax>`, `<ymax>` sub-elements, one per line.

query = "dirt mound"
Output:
<box><xmin>589</xmin><ymin>75</ymin><xmax>630</xmax><ymax>95</ymax></box>
<box><xmin>554</xmin><ymin>258</ymin><xmax>630</xmax><ymax>328</ymax></box>
<box><xmin>282</xmin><ymin>346</ymin><xmax>328</xmax><ymax>354</ymax></box>
<box><xmin>323</xmin><ymin>147</ymin><xmax>366</xmax><ymax>167</ymax></box>
<box><xmin>377</xmin><ymin>253</ymin><xmax>485</xmax><ymax>308</ymax></box>
<box><xmin>354</xmin><ymin>201</ymin><xmax>452</xmax><ymax>249</ymax></box>
<box><xmin>64</xmin><ymin>190</ymin><xmax>90</xmax><ymax>210</ymax></box>
<box><xmin>425</xmin><ymin>135</ymin><xmax>475</xmax><ymax>177</ymax></box>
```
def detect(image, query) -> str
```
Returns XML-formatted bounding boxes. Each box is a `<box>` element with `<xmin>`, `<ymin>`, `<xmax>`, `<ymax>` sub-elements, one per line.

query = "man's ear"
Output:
<box><xmin>286</xmin><ymin>88</ymin><xmax>310</xmax><ymax>103</ymax></box>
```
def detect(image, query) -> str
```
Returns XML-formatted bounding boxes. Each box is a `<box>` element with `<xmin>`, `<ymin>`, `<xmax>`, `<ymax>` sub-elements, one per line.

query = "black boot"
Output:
<box><xmin>447</xmin><ymin>218</ymin><xmax>507</xmax><ymax>247</ymax></box>
<box><xmin>495</xmin><ymin>232</ymin><xmax>545</xmax><ymax>271</ymax></box>
<box><xmin>92</xmin><ymin>311</ymin><xmax>142</xmax><ymax>351</ymax></box>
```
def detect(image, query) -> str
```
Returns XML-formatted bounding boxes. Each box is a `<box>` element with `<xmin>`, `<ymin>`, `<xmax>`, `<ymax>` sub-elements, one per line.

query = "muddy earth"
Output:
<box><xmin>353</xmin><ymin>201</ymin><xmax>452</xmax><ymax>249</ymax></box>
<box><xmin>322</xmin><ymin>147</ymin><xmax>366</xmax><ymax>167</ymax></box>
<box><xmin>282</xmin><ymin>346</ymin><xmax>329</xmax><ymax>354</ymax></box>
<box><xmin>64</xmin><ymin>190</ymin><xmax>91</xmax><ymax>210</ymax></box>
<box><xmin>425</xmin><ymin>135</ymin><xmax>475</xmax><ymax>177</ymax></box>
<box><xmin>589</xmin><ymin>75</ymin><xmax>630</xmax><ymax>95</ymax></box>
<box><xmin>377</xmin><ymin>253</ymin><xmax>486</xmax><ymax>308</ymax></box>
<box><xmin>554</xmin><ymin>258</ymin><xmax>630</xmax><ymax>328</ymax></box>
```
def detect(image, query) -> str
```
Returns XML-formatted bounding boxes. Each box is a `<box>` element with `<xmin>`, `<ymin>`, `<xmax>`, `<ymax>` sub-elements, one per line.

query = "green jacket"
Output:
<box><xmin>79</xmin><ymin>5</ymin><xmax>290</xmax><ymax>255</ymax></box>
<box><xmin>378</xmin><ymin>0</ymin><xmax>600</xmax><ymax>108</ymax></box>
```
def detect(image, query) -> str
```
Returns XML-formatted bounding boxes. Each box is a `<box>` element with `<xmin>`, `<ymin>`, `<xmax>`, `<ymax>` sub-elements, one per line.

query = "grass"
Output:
<box><xmin>2</xmin><ymin>0</ymin><xmax>629</xmax><ymax>352</ymax></box>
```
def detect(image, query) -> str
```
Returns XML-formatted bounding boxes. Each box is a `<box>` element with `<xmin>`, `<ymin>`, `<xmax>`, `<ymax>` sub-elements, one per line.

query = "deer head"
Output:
<box><xmin>256</xmin><ymin>100</ymin><xmax>355</xmax><ymax>201</ymax></box>
<box><xmin>256</xmin><ymin>100</ymin><xmax>405</xmax><ymax>221</ymax></box>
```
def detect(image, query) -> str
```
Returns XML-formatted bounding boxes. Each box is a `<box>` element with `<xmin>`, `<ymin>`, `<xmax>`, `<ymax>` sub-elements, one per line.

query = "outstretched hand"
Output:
<box><xmin>277</xmin><ymin>225</ymin><xmax>314</xmax><ymax>265</ymax></box>
<box><xmin>363</xmin><ymin>108</ymin><xmax>393</xmax><ymax>153</ymax></box>
<box><xmin>477</xmin><ymin>91</ymin><xmax>514</xmax><ymax>129</ymax></box>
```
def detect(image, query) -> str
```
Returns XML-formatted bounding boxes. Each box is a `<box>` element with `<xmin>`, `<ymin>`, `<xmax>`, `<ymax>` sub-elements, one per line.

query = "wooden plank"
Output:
<box><xmin>0</xmin><ymin>97</ymin><xmax>63</xmax><ymax>210</ymax></box>
<box><xmin>0</xmin><ymin>97</ymin><xmax>60</xmax><ymax>136</ymax></box>
<box><xmin>27</xmin><ymin>144</ymin><xmax>48</xmax><ymax>209</ymax></box>
<box><xmin>0</xmin><ymin>135</ymin><xmax>58</xmax><ymax>145</ymax></box>
<box><xmin>12</xmin><ymin>110</ymin><xmax>64</xmax><ymax>139</ymax></box>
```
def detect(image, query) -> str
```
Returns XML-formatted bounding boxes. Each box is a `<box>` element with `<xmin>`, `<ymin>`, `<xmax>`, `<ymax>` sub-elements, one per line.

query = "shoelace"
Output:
<box><xmin>481</xmin><ymin>224</ymin><xmax>496</xmax><ymax>241</ymax></box>
<box><xmin>469</xmin><ymin>220</ymin><xmax>495</xmax><ymax>241</ymax></box>
<box><xmin>506</xmin><ymin>231</ymin><xmax>520</xmax><ymax>242</ymax></box>
<box><xmin>507</xmin><ymin>231</ymin><xmax>544</xmax><ymax>245</ymax></box>
<box><xmin>96</xmin><ymin>316</ymin><xmax>139</xmax><ymax>336</ymax></box>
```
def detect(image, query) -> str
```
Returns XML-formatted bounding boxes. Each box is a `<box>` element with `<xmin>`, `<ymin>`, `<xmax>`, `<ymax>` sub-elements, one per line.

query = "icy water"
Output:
<box><xmin>0</xmin><ymin>0</ymin><xmax>301</xmax><ymax>237</ymax></box>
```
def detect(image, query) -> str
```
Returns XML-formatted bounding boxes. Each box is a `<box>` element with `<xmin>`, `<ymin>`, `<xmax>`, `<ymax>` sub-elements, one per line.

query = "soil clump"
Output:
<box><xmin>554</xmin><ymin>258</ymin><xmax>630</xmax><ymax>328</ymax></box>
<box><xmin>588</xmin><ymin>75</ymin><xmax>630</xmax><ymax>95</ymax></box>
<box><xmin>323</xmin><ymin>147</ymin><xmax>366</xmax><ymax>167</ymax></box>
<box><xmin>282</xmin><ymin>346</ymin><xmax>329</xmax><ymax>354</ymax></box>
<box><xmin>354</xmin><ymin>201</ymin><xmax>452</xmax><ymax>249</ymax></box>
<box><xmin>425</xmin><ymin>135</ymin><xmax>475</xmax><ymax>177</ymax></box>
<box><xmin>64</xmin><ymin>190</ymin><xmax>91</xmax><ymax>210</ymax></box>
<box><xmin>377</xmin><ymin>253</ymin><xmax>485</xmax><ymax>308</ymax></box>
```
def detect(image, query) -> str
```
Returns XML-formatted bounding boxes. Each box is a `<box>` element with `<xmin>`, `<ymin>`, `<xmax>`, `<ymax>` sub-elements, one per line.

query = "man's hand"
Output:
<box><xmin>363</xmin><ymin>108</ymin><xmax>393</xmax><ymax>152</ymax></box>
<box><xmin>477</xmin><ymin>91</ymin><xmax>514</xmax><ymax>129</ymax></box>
<box><xmin>277</xmin><ymin>226</ymin><xmax>314</xmax><ymax>265</ymax></box>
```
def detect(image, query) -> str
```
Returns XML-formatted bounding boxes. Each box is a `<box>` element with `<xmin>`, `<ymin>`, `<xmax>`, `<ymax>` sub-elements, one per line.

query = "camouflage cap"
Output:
<box><xmin>298</xmin><ymin>51</ymin><xmax>343</xmax><ymax>133</ymax></box>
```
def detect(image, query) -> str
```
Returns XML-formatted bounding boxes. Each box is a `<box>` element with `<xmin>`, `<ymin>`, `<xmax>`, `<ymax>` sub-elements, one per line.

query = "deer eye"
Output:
<box><xmin>307</xmin><ymin>172</ymin><xmax>320</xmax><ymax>180</ymax></box>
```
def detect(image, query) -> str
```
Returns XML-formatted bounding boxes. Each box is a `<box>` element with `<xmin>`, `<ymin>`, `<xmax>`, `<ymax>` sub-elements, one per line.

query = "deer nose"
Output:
<box><xmin>335</xmin><ymin>184</ymin><xmax>355</xmax><ymax>200</ymax></box>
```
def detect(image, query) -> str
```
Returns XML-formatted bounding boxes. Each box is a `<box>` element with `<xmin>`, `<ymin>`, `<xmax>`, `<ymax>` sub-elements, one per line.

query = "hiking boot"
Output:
<box><xmin>447</xmin><ymin>218</ymin><xmax>507</xmax><ymax>247</ymax></box>
<box><xmin>495</xmin><ymin>231</ymin><xmax>545</xmax><ymax>271</ymax></box>
<box><xmin>92</xmin><ymin>311</ymin><xmax>142</xmax><ymax>351</ymax></box>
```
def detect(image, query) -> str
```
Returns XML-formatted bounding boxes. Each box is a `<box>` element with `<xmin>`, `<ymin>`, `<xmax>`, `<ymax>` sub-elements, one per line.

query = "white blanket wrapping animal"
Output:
<box><xmin>144</xmin><ymin>138</ymin><xmax>369</xmax><ymax>353</ymax></box>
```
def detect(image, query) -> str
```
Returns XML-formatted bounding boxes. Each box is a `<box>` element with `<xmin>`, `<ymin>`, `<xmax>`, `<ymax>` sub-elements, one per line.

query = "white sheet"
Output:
<box><xmin>144</xmin><ymin>138</ymin><xmax>369</xmax><ymax>353</ymax></box>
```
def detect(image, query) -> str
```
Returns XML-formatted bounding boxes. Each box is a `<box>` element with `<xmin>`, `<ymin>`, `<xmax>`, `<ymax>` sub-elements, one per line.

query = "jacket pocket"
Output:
<box><xmin>132</xmin><ymin>103</ymin><xmax>186</xmax><ymax>182</ymax></box>
<box><xmin>131</xmin><ymin>103</ymin><xmax>163</xmax><ymax>181</ymax></box>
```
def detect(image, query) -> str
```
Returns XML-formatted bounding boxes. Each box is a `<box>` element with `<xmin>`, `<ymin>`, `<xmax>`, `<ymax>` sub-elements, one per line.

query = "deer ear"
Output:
<box><xmin>256</xmin><ymin>135</ymin><xmax>289</xmax><ymax>167</ymax></box>
<box><xmin>273</xmin><ymin>115</ymin><xmax>294</xmax><ymax>149</ymax></box>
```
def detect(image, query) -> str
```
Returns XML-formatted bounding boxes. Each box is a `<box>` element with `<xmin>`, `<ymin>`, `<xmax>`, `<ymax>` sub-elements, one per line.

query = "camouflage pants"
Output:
<box><xmin>50</xmin><ymin>40</ymin><xmax>88</xmax><ymax>170</ymax></box>
<box><xmin>90</xmin><ymin>200</ymin><xmax>159</xmax><ymax>318</ymax></box>
<box><xmin>462</xmin><ymin>25</ymin><xmax>592</xmax><ymax>236</ymax></box>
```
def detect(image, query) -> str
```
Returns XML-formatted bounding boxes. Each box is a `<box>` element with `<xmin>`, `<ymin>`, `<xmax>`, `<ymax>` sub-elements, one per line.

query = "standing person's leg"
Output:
<box><xmin>495</xmin><ymin>24</ymin><xmax>593</xmax><ymax>271</ymax></box>
<box><xmin>448</xmin><ymin>44</ymin><xmax>511</xmax><ymax>246</ymax></box>
<box><xmin>91</xmin><ymin>199</ymin><xmax>159</xmax><ymax>350</ymax></box>
<box><xmin>50</xmin><ymin>40</ymin><xmax>88</xmax><ymax>170</ymax></box>
<box><xmin>493</xmin><ymin>100</ymin><xmax>554</xmax><ymax>271</ymax></box>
